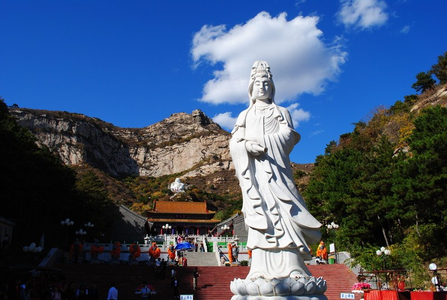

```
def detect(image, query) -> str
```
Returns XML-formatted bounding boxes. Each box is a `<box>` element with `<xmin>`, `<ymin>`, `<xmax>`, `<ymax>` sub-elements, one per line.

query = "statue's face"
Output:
<box><xmin>252</xmin><ymin>76</ymin><xmax>272</xmax><ymax>101</ymax></box>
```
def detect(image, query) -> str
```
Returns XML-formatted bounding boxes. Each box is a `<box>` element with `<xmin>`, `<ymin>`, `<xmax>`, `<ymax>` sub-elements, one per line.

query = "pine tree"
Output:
<box><xmin>411</xmin><ymin>71</ymin><xmax>435</xmax><ymax>93</ymax></box>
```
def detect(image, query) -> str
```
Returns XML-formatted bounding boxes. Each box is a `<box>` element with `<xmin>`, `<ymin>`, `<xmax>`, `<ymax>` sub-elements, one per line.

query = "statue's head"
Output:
<box><xmin>248</xmin><ymin>60</ymin><xmax>275</xmax><ymax>104</ymax></box>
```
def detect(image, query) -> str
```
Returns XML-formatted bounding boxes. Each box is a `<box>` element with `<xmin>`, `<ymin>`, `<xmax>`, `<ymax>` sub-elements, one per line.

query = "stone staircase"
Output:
<box><xmin>183</xmin><ymin>251</ymin><xmax>219</xmax><ymax>266</ymax></box>
<box><xmin>55</xmin><ymin>262</ymin><xmax>360</xmax><ymax>300</ymax></box>
<box><xmin>311</xmin><ymin>264</ymin><xmax>362</xmax><ymax>300</ymax></box>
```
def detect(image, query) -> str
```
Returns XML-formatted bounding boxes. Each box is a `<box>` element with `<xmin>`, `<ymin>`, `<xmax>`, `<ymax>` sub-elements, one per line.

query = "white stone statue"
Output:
<box><xmin>229</xmin><ymin>61</ymin><xmax>326</xmax><ymax>299</ymax></box>
<box><xmin>170</xmin><ymin>178</ymin><xmax>185</xmax><ymax>193</ymax></box>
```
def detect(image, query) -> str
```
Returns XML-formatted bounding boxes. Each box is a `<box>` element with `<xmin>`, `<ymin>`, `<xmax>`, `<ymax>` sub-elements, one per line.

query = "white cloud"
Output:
<box><xmin>309</xmin><ymin>130</ymin><xmax>325</xmax><ymax>137</ymax></box>
<box><xmin>212</xmin><ymin>111</ymin><xmax>237</xmax><ymax>130</ymax></box>
<box><xmin>213</xmin><ymin>103</ymin><xmax>310</xmax><ymax>131</ymax></box>
<box><xmin>295</xmin><ymin>0</ymin><xmax>307</xmax><ymax>6</ymax></box>
<box><xmin>287</xmin><ymin>103</ymin><xmax>310</xmax><ymax>128</ymax></box>
<box><xmin>191</xmin><ymin>11</ymin><xmax>347</xmax><ymax>106</ymax></box>
<box><xmin>400</xmin><ymin>25</ymin><xmax>410</xmax><ymax>34</ymax></box>
<box><xmin>337</xmin><ymin>0</ymin><xmax>388</xmax><ymax>29</ymax></box>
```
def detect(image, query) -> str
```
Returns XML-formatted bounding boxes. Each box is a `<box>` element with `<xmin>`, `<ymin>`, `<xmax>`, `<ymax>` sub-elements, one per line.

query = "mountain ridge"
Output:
<box><xmin>9</xmin><ymin>108</ymin><xmax>233</xmax><ymax>178</ymax></box>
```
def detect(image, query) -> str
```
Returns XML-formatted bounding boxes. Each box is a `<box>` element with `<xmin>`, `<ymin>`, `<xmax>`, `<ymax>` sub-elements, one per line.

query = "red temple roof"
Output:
<box><xmin>152</xmin><ymin>201</ymin><xmax>215</xmax><ymax>215</ymax></box>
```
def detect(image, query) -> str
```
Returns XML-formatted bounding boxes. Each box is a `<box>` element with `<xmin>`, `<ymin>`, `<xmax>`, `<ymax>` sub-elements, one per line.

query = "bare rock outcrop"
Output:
<box><xmin>10</xmin><ymin>108</ymin><xmax>232</xmax><ymax>178</ymax></box>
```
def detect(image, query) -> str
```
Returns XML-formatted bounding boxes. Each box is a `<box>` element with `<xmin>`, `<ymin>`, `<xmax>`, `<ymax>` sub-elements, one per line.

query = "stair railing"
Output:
<box><xmin>217</xmin><ymin>246</ymin><xmax>229</xmax><ymax>262</ymax></box>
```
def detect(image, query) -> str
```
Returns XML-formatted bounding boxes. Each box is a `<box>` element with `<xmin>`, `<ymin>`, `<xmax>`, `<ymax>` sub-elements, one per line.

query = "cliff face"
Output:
<box><xmin>10</xmin><ymin>108</ymin><xmax>232</xmax><ymax>178</ymax></box>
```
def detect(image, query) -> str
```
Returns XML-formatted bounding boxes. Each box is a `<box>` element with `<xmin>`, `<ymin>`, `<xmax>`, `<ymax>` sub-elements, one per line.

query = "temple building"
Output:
<box><xmin>146</xmin><ymin>200</ymin><xmax>220</xmax><ymax>236</ymax></box>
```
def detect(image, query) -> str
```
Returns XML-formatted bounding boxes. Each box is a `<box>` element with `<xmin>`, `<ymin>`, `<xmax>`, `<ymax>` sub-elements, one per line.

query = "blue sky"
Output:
<box><xmin>1</xmin><ymin>0</ymin><xmax>446</xmax><ymax>164</ymax></box>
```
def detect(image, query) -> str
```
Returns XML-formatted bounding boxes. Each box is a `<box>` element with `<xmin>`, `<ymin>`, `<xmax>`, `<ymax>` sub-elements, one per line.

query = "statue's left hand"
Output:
<box><xmin>245</xmin><ymin>141</ymin><xmax>267</xmax><ymax>155</ymax></box>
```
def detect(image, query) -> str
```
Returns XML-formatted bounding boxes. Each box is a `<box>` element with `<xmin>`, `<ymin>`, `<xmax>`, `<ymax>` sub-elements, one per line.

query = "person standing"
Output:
<box><xmin>199</xmin><ymin>242</ymin><xmax>205</xmax><ymax>252</ymax></box>
<box><xmin>232</xmin><ymin>242</ymin><xmax>239</xmax><ymax>262</ymax></box>
<box><xmin>71</xmin><ymin>238</ymin><xmax>83</xmax><ymax>263</ymax></box>
<box><xmin>18</xmin><ymin>281</ymin><xmax>29</xmax><ymax>300</ymax></box>
<box><xmin>154</xmin><ymin>257</ymin><xmax>161</xmax><ymax>278</ymax></box>
<box><xmin>75</xmin><ymin>283</ymin><xmax>88</xmax><ymax>299</ymax></box>
<box><xmin>160</xmin><ymin>258</ymin><xmax>167</xmax><ymax>280</ymax></box>
<box><xmin>50</xmin><ymin>286</ymin><xmax>62</xmax><ymax>300</ymax></box>
<box><xmin>316</xmin><ymin>241</ymin><xmax>328</xmax><ymax>261</ymax></box>
<box><xmin>170</xmin><ymin>268</ymin><xmax>177</xmax><ymax>287</ymax></box>
<box><xmin>172</xmin><ymin>277</ymin><xmax>179</xmax><ymax>299</ymax></box>
<box><xmin>192</xmin><ymin>268</ymin><xmax>199</xmax><ymax>290</ymax></box>
<box><xmin>136</xmin><ymin>281</ymin><xmax>151</xmax><ymax>300</ymax></box>
<box><xmin>64</xmin><ymin>282</ymin><xmax>76</xmax><ymax>300</ymax></box>
<box><xmin>110</xmin><ymin>241</ymin><xmax>121</xmax><ymax>263</ymax></box>
<box><xmin>148</xmin><ymin>242</ymin><xmax>161</xmax><ymax>265</ymax></box>
<box><xmin>227</xmin><ymin>242</ymin><xmax>233</xmax><ymax>264</ymax></box>
<box><xmin>177</xmin><ymin>250</ymin><xmax>184</xmax><ymax>266</ymax></box>
<box><xmin>2</xmin><ymin>234</ymin><xmax>10</xmax><ymax>249</ymax></box>
<box><xmin>107</xmin><ymin>283</ymin><xmax>118</xmax><ymax>300</ymax></box>
<box><xmin>88</xmin><ymin>282</ymin><xmax>99</xmax><ymax>300</ymax></box>
<box><xmin>168</xmin><ymin>243</ymin><xmax>176</xmax><ymax>262</ymax></box>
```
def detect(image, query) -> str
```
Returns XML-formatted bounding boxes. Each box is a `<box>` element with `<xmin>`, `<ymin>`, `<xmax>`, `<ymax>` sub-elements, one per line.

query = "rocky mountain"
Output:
<box><xmin>8</xmin><ymin>107</ymin><xmax>315</xmax><ymax>209</ymax></box>
<box><xmin>9</xmin><ymin>108</ymin><xmax>233</xmax><ymax>178</ymax></box>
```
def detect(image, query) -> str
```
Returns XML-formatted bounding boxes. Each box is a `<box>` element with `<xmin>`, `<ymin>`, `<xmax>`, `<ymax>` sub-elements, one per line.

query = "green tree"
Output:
<box><xmin>392</xmin><ymin>106</ymin><xmax>447</xmax><ymax>260</ymax></box>
<box><xmin>430</xmin><ymin>51</ymin><xmax>447</xmax><ymax>85</ymax></box>
<box><xmin>389</xmin><ymin>95</ymin><xmax>418</xmax><ymax>114</ymax></box>
<box><xmin>305</xmin><ymin>146</ymin><xmax>365</xmax><ymax>247</ymax></box>
<box><xmin>0</xmin><ymin>99</ymin><xmax>78</xmax><ymax>246</ymax></box>
<box><xmin>411</xmin><ymin>72</ymin><xmax>435</xmax><ymax>94</ymax></box>
<box><xmin>75</xmin><ymin>170</ymin><xmax>115</xmax><ymax>234</ymax></box>
<box><xmin>0</xmin><ymin>99</ymin><xmax>115</xmax><ymax>249</ymax></box>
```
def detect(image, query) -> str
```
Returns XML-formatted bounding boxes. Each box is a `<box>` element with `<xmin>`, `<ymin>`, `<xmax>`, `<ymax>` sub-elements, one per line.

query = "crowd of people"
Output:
<box><xmin>0</xmin><ymin>235</ymin><xmax>247</xmax><ymax>300</ymax></box>
<box><xmin>0</xmin><ymin>278</ymin><xmax>100</xmax><ymax>300</ymax></box>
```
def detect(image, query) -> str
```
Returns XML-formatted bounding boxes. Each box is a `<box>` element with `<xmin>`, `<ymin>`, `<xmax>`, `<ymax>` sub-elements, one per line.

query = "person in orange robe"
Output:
<box><xmin>70</xmin><ymin>238</ymin><xmax>83</xmax><ymax>263</ymax></box>
<box><xmin>227</xmin><ymin>242</ymin><xmax>233</xmax><ymax>264</ymax></box>
<box><xmin>129</xmin><ymin>242</ymin><xmax>141</xmax><ymax>261</ymax></box>
<box><xmin>316</xmin><ymin>241</ymin><xmax>328</xmax><ymax>260</ymax></box>
<box><xmin>111</xmin><ymin>241</ymin><xmax>121</xmax><ymax>261</ymax></box>
<box><xmin>168</xmin><ymin>243</ymin><xmax>176</xmax><ymax>262</ymax></box>
<box><xmin>149</xmin><ymin>242</ymin><xmax>161</xmax><ymax>265</ymax></box>
<box><xmin>91</xmin><ymin>239</ymin><xmax>104</xmax><ymax>261</ymax></box>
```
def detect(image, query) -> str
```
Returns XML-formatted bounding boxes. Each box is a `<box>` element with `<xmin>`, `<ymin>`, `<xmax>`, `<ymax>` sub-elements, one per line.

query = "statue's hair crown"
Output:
<box><xmin>251</xmin><ymin>60</ymin><xmax>272</xmax><ymax>81</ymax></box>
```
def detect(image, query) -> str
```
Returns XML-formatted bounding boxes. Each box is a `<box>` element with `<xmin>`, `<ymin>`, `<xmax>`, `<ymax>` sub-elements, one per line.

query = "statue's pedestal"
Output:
<box><xmin>230</xmin><ymin>277</ymin><xmax>328</xmax><ymax>300</ymax></box>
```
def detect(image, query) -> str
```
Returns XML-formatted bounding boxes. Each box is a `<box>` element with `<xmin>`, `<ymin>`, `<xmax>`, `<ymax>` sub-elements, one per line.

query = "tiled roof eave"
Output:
<box><xmin>147</xmin><ymin>218</ymin><xmax>221</xmax><ymax>224</ymax></box>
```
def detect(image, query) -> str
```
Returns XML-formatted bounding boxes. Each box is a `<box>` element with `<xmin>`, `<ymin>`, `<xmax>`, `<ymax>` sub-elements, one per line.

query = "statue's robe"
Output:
<box><xmin>230</xmin><ymin>102</ymin><xmax>321</xmax><ymax>279</ymax></box>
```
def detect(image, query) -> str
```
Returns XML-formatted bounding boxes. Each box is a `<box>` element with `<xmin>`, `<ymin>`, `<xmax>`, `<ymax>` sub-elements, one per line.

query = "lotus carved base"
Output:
<box><xmin>230</xmin><ymin>276</ymin><xmax>328</xmax><ymax>300</ymax></box>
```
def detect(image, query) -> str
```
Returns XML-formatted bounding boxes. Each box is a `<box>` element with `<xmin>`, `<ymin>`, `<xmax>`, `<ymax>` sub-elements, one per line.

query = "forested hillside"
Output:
<box><xmin>0</xmin><ymin>99</ymin><xmax>118</xmax><ymax>251</ymax></box>
<box><xmin>304</xmin><ymin>51</ymin><xmax>447</xmax><ymax>287</ymax></box>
